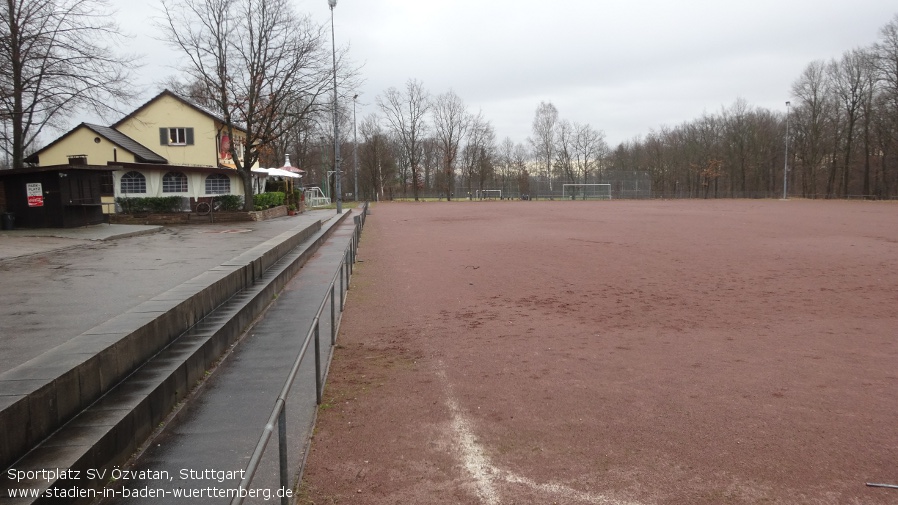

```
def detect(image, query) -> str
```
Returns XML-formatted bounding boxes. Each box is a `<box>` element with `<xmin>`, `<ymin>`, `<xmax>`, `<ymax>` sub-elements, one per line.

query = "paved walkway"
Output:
<box><xmin>0</xmin><ymin>224</ymin><xmax>162</xmax><ymax>260</ymax></box>
<box><xmin>0</xmin><ymin>211</ymin><xmax>335</xmax><ymax>374</ymax></box>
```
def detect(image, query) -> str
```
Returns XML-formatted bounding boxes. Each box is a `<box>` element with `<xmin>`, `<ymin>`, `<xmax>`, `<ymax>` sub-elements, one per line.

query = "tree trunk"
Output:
<box><xmin>239</xmin><ymin>168</ymin><xmax>255</xmax><ymax>211</ymax></box>
<box><xmin>842</xmin><ymin>120</ymin><xmax>855</xmax><ymax>198</ymax></box>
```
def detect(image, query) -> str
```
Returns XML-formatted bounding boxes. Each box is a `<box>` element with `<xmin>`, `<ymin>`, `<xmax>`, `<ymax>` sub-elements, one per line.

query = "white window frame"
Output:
<box><xmin>162</xmin><ymin>171</ymin><xmax>188</xmax><ymax>193</ymax></box>
<box><xmin>169</xmin><ymin>128</ymin><xmax>188</xmax><ymax>145</ymax></box>
<box><xmin>205</xmin><ymin>174</ymin><xmax>231</xmax><ymax>195</ymax></box>
<box><xmin>120</xmin><ymin>171</ymin><xmax>147</xmax><ymax>194</ymax></box>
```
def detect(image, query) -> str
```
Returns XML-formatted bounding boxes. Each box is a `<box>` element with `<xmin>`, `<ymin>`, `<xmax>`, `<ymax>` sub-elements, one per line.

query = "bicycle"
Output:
<box><xmin>195</xmin><ymin>201</ymin><xmax>211</xmax><ymax>216</ymax></box>
<box><xmin>194</xmin><ymin>198</ymin><xmax>222</xmax><ymax>216</ymax></box>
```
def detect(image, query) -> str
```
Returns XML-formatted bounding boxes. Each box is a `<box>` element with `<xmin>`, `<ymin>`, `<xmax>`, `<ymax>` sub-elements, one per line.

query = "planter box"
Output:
<box><xmin>248</xmin><ymin>205</ymin><xmax>287</xmax><ymax>221</ymax></box>
<box><xmin>108</xmin><ymin>205</ymin><xmax>300</xmax><ymax>225</ymax></box>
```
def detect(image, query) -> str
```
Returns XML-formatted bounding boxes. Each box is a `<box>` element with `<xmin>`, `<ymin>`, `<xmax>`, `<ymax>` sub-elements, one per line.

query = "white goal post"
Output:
<box><xmin>562</xmin><ymin>183</ymin><xmax>612</xmax><ymax>200</ymax></box>
<box><xmin>304</xmin><ymin>187</ymin><xmax>331</xmax><ymax>208</ymax></box>
<box><xmin>476</xmin><ymin>189</ymin><xmax>502</xmax><ymax>200</ymax></box>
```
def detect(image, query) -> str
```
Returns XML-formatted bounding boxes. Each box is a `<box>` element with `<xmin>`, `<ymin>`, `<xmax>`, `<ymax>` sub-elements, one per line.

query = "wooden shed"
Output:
<box><xmin>0</xmin><ymin>164</ymin><xmax>117</xmax><ymax>228</ymax></box>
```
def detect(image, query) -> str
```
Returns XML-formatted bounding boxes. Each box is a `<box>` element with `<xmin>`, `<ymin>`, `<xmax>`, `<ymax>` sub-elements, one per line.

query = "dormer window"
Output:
<box><xmin>159</xmin><ymin>127</ymin><xmax>194</xmax><ymax>146</ymax></box>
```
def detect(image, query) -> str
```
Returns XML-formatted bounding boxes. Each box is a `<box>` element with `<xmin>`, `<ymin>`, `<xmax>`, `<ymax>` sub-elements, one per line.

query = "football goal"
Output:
<box><xmin>304</xmin><ymin>187</ymin><xmax>331</xmax><ymax>208</ymax></box>
<box><xmin>476</xmin><ymin>189</ymin><xmax>502</xmax><ymax>200</ymax></box>
<box><xmin>562</xmin><ymin>183</ymin><xmax>612</xmax><ymax>200</ymax></box>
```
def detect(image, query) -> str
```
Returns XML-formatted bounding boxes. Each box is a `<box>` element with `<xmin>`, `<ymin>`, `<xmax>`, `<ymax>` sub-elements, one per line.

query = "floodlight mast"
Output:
<box><xmin>328</xmin><ymin>0</ymin><xmax>341</xmax><ymax>213</ymax></box>
<box><xmin>353</xmin><ymin>94</ymin><xmax>359</xmax><ymax>201</ymax></box>
<box><xmin>783</xmin><ymin>101</ymin><xmax>790</xmax><ymax>200</ymax></box>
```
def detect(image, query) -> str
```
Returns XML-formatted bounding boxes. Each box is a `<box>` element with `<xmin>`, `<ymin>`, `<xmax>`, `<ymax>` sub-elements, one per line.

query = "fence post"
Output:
<box><xmin>277</xmin><ymin>406</ymin><xmax>289</xmax><ymax>505</ymax></box>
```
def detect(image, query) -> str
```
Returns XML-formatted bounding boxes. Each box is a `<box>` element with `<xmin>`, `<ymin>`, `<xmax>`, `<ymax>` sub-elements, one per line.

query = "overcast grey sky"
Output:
<box><xmin>110</xmin><ymin>0</ymin><xmax>897</xmax><ymax>148</ymax></box>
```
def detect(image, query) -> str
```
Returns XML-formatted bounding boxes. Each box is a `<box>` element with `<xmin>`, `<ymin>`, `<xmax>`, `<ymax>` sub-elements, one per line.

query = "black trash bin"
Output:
<box><xmin>1</xmin><ymin>212</ymin><xmax>14</xmax><ymax>230</ymax></box>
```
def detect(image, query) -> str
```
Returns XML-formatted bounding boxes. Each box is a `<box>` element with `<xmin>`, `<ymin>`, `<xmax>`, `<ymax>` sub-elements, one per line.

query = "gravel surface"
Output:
<box><xmin>300</xmin><ymin>200</ymin><xmax>898</xmax><ymax>505</ymax></box>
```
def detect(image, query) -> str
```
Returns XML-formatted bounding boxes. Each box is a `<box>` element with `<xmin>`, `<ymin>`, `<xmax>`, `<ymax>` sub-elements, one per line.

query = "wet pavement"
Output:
<box><xmin>0</xmin><ymin>212</ymin><xmax>335</xmax><ymax>374</ymax></box>
<box><xmin>0</xmin><ymin>225</ymin><xmax>162</xmax><ymax>260</ymax></box>
<box><xmin>99</xmin><ymin>220</ymin><xmax>360</xmax><ymax>504</ymax></box>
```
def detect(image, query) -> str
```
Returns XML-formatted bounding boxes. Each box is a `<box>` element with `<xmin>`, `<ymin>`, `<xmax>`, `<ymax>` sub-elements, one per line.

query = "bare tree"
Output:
<box><xmin>860</xmin><ymin>50</ymin><xmax>878</xmax><ymax>196</ymax></box>
<box><xmin>160</xmin><ymin>0</ymin><xmax>335</xmax><ymax>210</ymax></box>
<box><xmin>159</xmin><ymin>77</ymin><xmax>218</xmax><ymax>111</ymax></box>
<box><xmin>377</xmin><ymin>79</ymin><xmax>430</xmax><ymax>201</ymax></box>
<box><xmin>512</xmin><ymin>142</ymin><xmax>530</xmax><ymax>197</ymax></box>
<box><xmin>421</xmin><ymin>136</ymin><xmax>439</xmax><ymax>193</ymax></box>
<box><xmin>498</xmin><ymin>137</ymin><xmax>516</xmax><ymax>195</ymax></box>
<box><xmin>827</xmin><ymin>49</ymin><xmax>872</xmax><ymax>197</ymax></box>
<box><xmin>874</xmin><ymin>14</ymin><xmax>898</xmax><ymax>113</ymax></box>
<box><xmin>553</xmin><ymin>119</ymin><xmax>575</xmax><ymax>188</ymax></box>
<box><xmin>358</xmin><ymin>113</ymin><xmax>395</xmax><ymax>201</ymax></box>
<box><xmin>721</xmin><ymin>98</ymin><xmax>753</xmax><ymax>194</ymax></box>
<box><xmin>432</xmin><ymin>89</ymin><xmax>469</xmax><ymax>200</ymax></box>
<box><xmin>873</xmin><ymin>14</ymin><xmax>898</xmax><ymax>196</ymax></box>
<box><xmin>461</xmin><ymin>112</ymin><xmax>495</xmax><ymax>196</ymax></box>
<box><xmin>572</xmin><ymin>123</ymin><xmax>607</xmax><ymax>196</ymax></box>
<box><xmin>529</xmin><ymin>101</ymin><xmax>558</xmax><ymax>195</ymax></box>
<box><xmin>0</xmin><ymin>0</ymin><xmax>137</xmax><ymax>168</ymax></box>
<box><xmin>791</xmin><ymin>60</ymin><xmax>833</xmax><ymax>197</ymax></box>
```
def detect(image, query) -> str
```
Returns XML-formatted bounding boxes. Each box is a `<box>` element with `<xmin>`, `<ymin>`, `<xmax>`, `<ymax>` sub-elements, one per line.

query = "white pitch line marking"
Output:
<box><xmin>437</xmin><ymin>366</ymin><xmax>645</xmax><ymax>505</ymax></box>
<box><xmin>443</xmin><ymin>390</ymin><xmax>501</xmax><ymax>505</ymax></box>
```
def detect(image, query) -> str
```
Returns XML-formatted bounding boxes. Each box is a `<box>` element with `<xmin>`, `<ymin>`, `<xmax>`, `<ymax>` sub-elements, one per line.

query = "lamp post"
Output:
<box><xmin>328</xmin><ymin>0</ymin><xmax>342</xmax><ymax>214</ymax></box>
<box><xmin>783</xmin><ymin>100</ymin><xmax>790</xmax><ymax>200</ymax></box>
<box><xmin>352</xmin><ymin>94</ymin><xmax>359</xmax><ymax>201</ymax></box>
<box><xmin>320</xmin><ymin>136</ymin><xmax>327</xmax><ymax>200</ymax></box>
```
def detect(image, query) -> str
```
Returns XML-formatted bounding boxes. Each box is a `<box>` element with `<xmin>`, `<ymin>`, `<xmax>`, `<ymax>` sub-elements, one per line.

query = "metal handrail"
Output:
<box><xmin>231</xmin><ymin>202</ymin><xmax>369</xmax><ymax>505</ymax></box>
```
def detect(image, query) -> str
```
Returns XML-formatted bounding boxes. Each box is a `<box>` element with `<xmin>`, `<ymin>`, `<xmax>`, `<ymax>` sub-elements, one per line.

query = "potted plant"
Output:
<box><xmin>287</xmin><ymin>204</ymin><xmax>297</xmax><ymax>216</ymax></box>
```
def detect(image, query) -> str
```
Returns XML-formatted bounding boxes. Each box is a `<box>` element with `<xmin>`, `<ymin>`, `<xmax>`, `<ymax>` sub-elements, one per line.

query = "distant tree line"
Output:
<box><xmin>293</xmin><ymin>82</ymin><xmax>606</xmax><ymax>202</ymax></box>
<box><xmin>324</xmin><ymin>13</ymin><xmax>898</xmax><ymax>201</ymax></box>
<box><xmin>612</xmin><ymin>14</ymin><xmax>898</xmax><ymax>200</ymax></box>
<box><xmin>5</xmin><ymin>0</ymin><xmax>897</xmax><ymax>202</ymax></box>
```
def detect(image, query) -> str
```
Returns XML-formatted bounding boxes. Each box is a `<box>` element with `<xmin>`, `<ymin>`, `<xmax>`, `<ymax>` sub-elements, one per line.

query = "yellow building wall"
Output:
<box><xmin>36</xmin><ymin>127</ymin><xmax>138</xmax><ymax>166</ymax></box>
<box><xmin>116</xmin><ymin>94</ymin><xmax>221</xmax><ymax>167</ymax></box>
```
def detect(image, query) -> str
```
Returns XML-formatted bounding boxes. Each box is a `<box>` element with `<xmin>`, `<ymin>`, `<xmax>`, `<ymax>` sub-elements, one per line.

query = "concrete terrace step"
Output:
<box><xmin>102</xmin><ymin>213</ymin><xmax>365</xmax><ymax>504</ymax></box>
<box><xmin>0</xmin><ymin>211</ymin><xmax>353</xmax><ymax>503</ymax></box>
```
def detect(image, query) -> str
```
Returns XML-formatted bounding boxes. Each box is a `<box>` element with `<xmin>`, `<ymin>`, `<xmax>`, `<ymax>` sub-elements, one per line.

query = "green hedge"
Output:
<box><xmin>212</xmin><ymin>194</ymin><xmax>243</xmax><ymax>211</ymax></box>
<box><xmin>116</xmin><ymin>195</ymin><xmax>248</xmax><ymax>214</ymax></box>
<box><xmin>116</xmin><ymin>196</ymin><xmax>183</xmax><ymax>214</ymax></box>
<box><xmin>253</xmin><ymin>192</ymin><xmax>285</xmax><ymax>209</ymax></box>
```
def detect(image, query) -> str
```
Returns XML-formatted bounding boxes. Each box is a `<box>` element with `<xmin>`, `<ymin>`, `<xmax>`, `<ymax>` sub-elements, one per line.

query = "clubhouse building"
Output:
<box><xmin>0</xmin><ymin>90</ymin><xmax>253</xmax><ymax>228</ymax></box>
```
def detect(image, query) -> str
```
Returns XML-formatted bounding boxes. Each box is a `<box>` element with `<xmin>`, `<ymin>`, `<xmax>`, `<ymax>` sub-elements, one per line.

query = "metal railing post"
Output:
<box><xmin>278</xmin><ymin>406</ymin><xmax>289</xmax><ymax>505</ymax></box>
<box><xmin>345</xmin><ymin>250</ymin><xmax>351</xmax><ymax>288</ymax></box>
<box><xmin>353</xmin><ymin>215</ymin><xmax>360</xmax><ymax>262</ymax></box>
<box><xmin>340</xmin><ymin>259</ymin><xmax>345</xmax><ymax>308</ymax></box>
<box><xmin>330</xmin><ymin>283</ymin><xmax>336</xmax><ymax>345</ymax></box>
<box><xmin>314</xmin><ymin>323</ymin><xmax>322</xmax><ymax>405</ymax></box>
